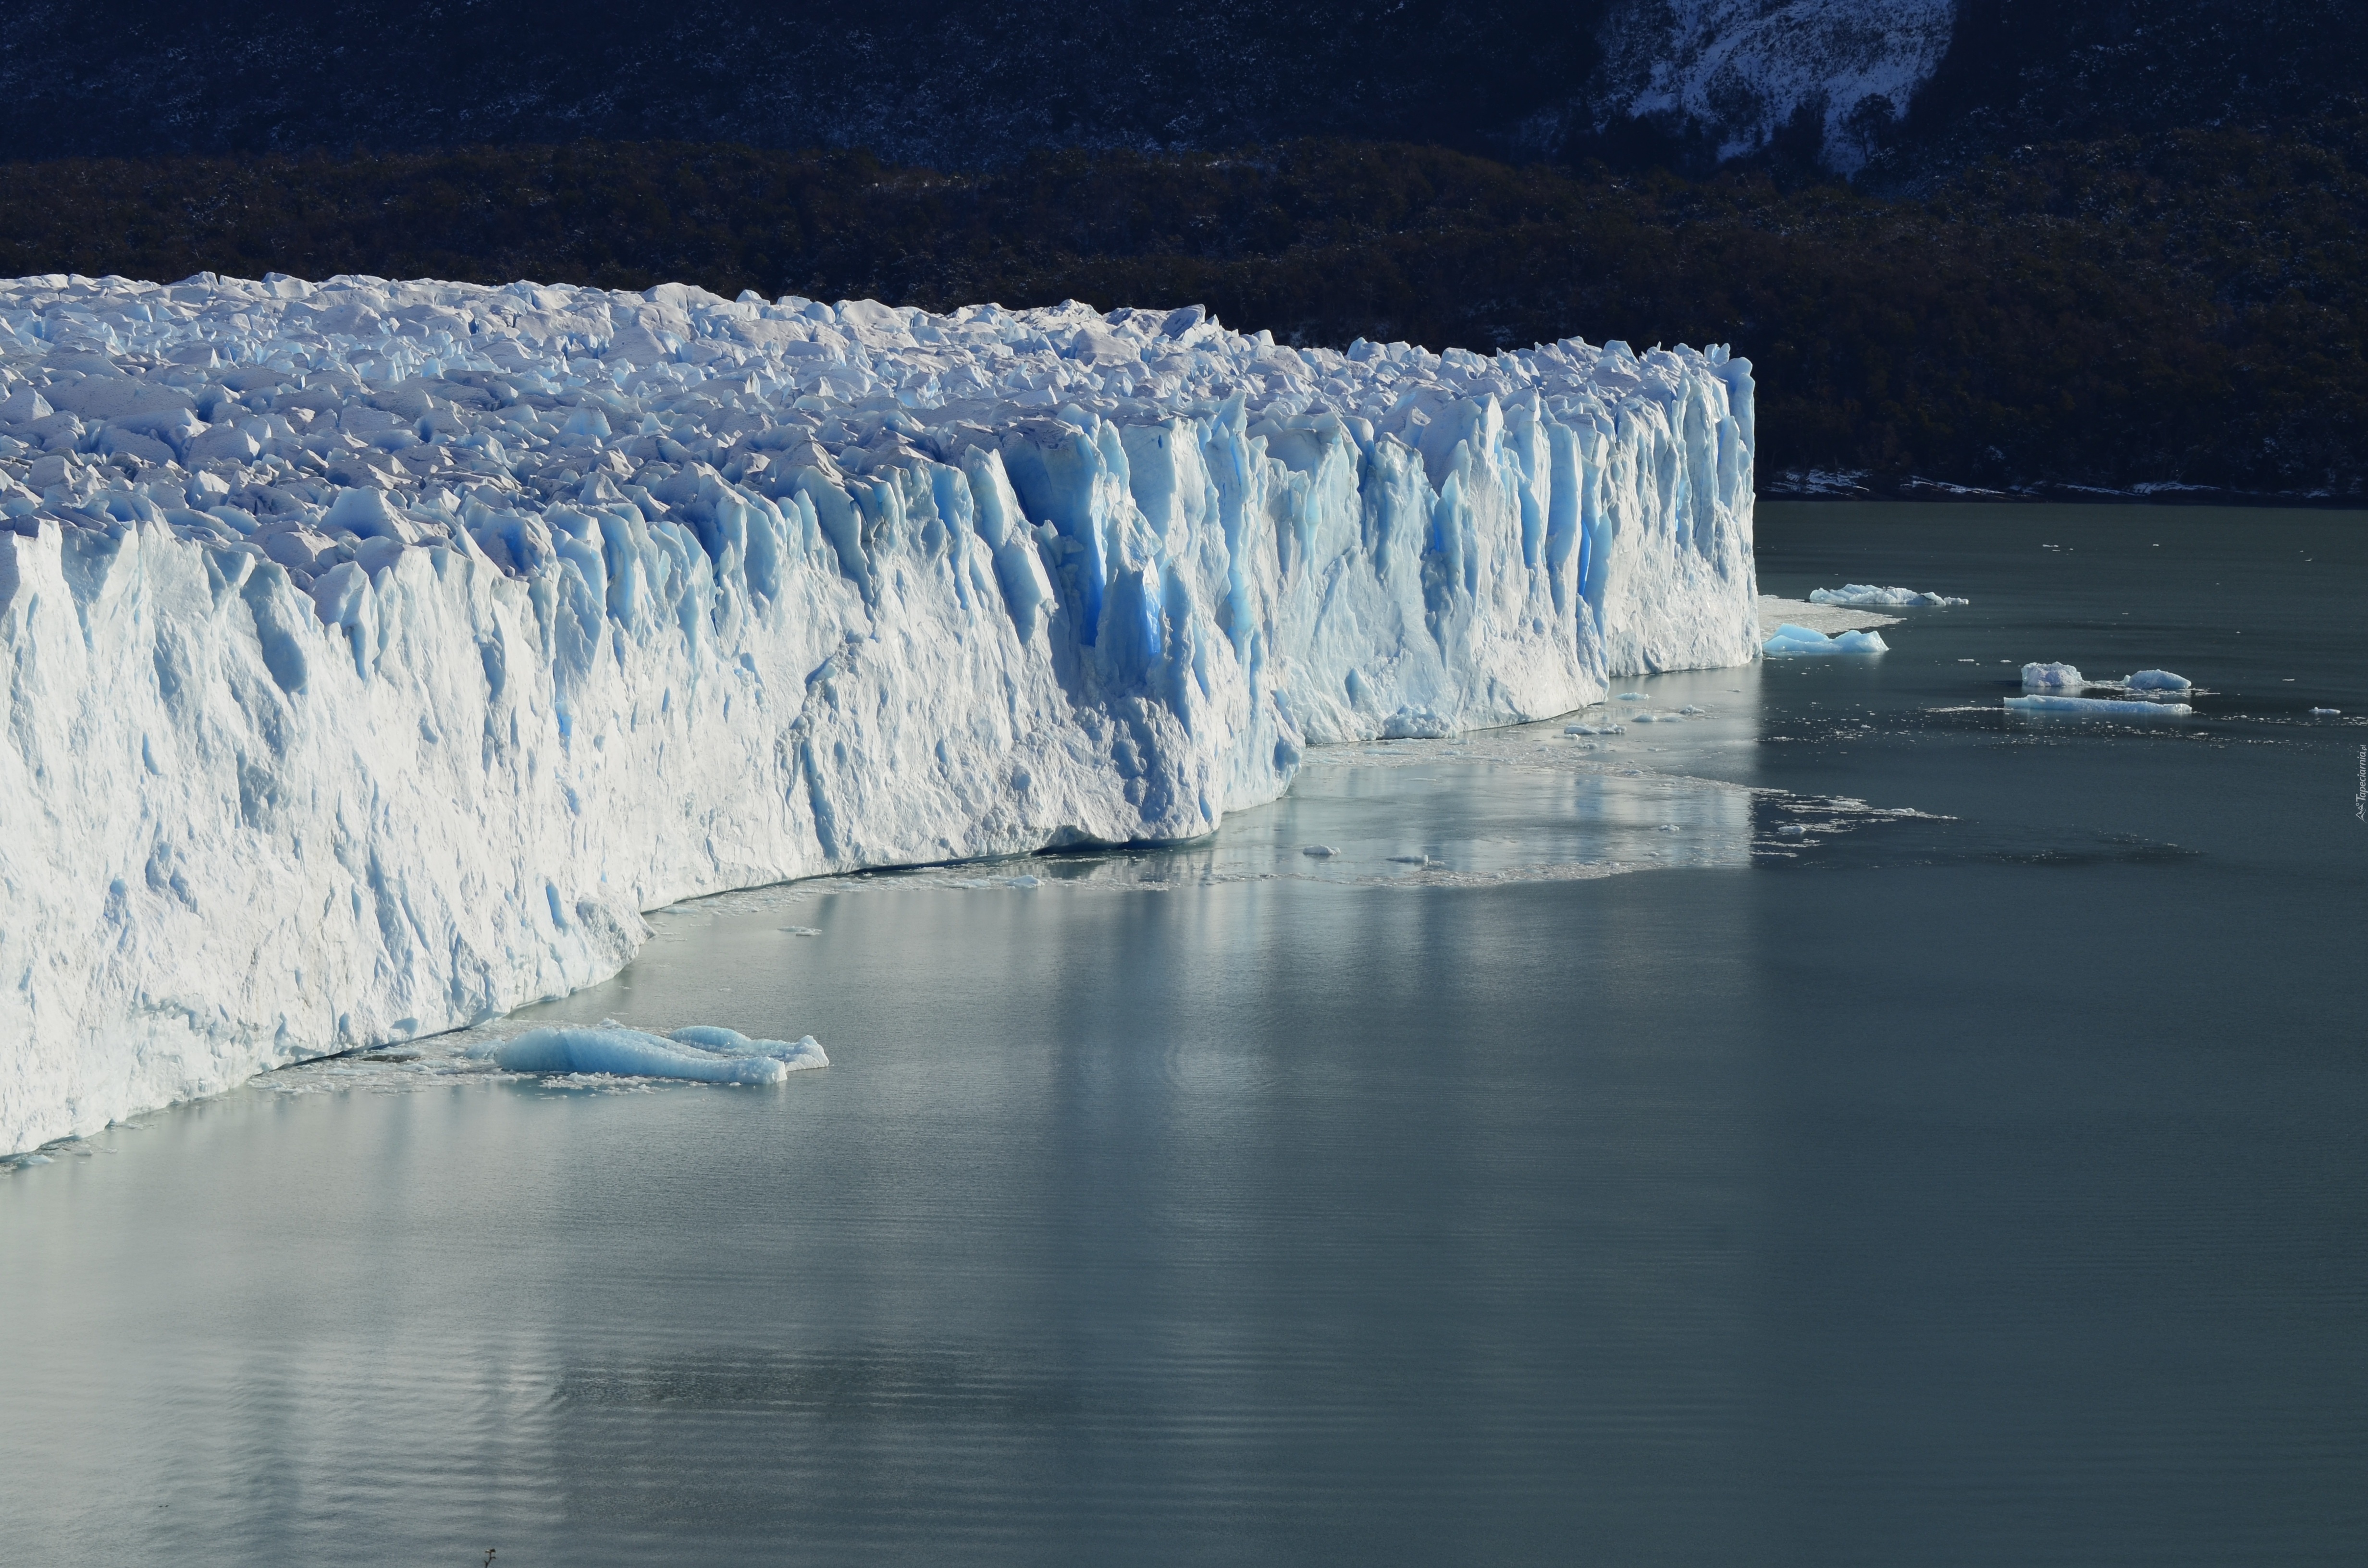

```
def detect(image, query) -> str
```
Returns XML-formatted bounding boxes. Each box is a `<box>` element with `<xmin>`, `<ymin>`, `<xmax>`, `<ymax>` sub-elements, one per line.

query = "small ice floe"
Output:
<box><xmin>1632</xmin><ymin>710</ymin><xmax>1679</xmax><ymax>722</ymax></box>
<box><xmin>1302</xmin><ymin>845</ymin><xmax>1339</xmax><ymax>858</ymax></box>
<box><xmin>2021</xmin><ymin>662</ymin><xmax>2085</xmax><ymax>690</ymax></box>
<box><xmin>1009</xmin><ymin>874</ymin><xmax>1043</xmax><ymax>888</ymax></box>
<box><xmin>1388</xmin><ymin>854</ymin><xmax>1430</xmax><ymax>865</ymax></box>
<box><xmin>1776</xmin><ymin>823</ymin><xmax>1807</xmax><ymax>837</ymax></box>
<box><xmin>1566</xmin><ymin>722</ymin><xmax>1625</xmax><ymax>735</ymax></box>
<box><xmin>2005</xmin><ymin>695</ymin><xmax>2193</xmax><ymax>717</ymax></box>
<box><xmin>1656</xmin><ymin>823</ymin><xmax>1682</xmax><ymax>833</ymax></box>
<box><xmin>1764</xmin><ymin>624</ymin><xmax>1888</xmax><ymax>657</ymax></box>
<box><xmin>666</xmin><ymin>1026</ymin><xmax>829</xmax><ymax>1070</ymax></box>
<box><xmin>468</xmin><ymin>1023</ymin><xmax>826</xmax><ymax>1083</ymax></box>
<box><xmin>1617</xmin><ymin>692</ymin><xmax>1648</xmax><ymax>701</ymax></box>
<box><xmin>2311</xmin><ymin>707</ymin><xmax>2342</xmax><ymax>716</ymax></box>
<box><xmin>1810</xmin><ymin>585</ymin><xmax>1969</xmax><ymax>608</ymax></box>
<box><xmin>2126</xmin><ymin>670</ymin><xmax>2192</xmax><ymax>691</ymax></box>
<box><xmin>779</xmin><ymin>925</ymin><xmax>823</xmax><ymax>936</ymax></box>
<box><xmin>1678</xmin><ymin>705</ymin><xmax>1707</xmax><ymax>715</ymax></box>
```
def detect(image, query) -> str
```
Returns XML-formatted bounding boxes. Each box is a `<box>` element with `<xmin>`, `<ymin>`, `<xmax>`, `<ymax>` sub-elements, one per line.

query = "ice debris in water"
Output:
<box><xmin>1302</xmin><ymin>845</ymin><xmax>1339</xmax><ymax>858</ymax></box>
<box><xmin>2005</xmin><ymin>694</ymin><xmax>2192</xmax><ymax>717</ymax></box>
<box><xmin>1809</xmin><ymin>584</ymin><xmax>1968</xmax><ymax>608</ymax></box>
<box><xmin>468</xmin><ymin>1023</ymin><xmax>826</xmax><ymax>1082</ymax></box>
<box><xmin>2022</xmin><ymin>662</ymin><xmax>2085</xmax><ymax>689</ymax></box>
<box><xmin>2126</xmin><ymin>670</ymin><xmax>2191</xmax><ymax>691</ymax></box>
<box><xmin>2310</xmin><ymin>707</ymin><xmax>2341</xmax><ymax>716</ymax></box>
<box><xmin>0</xmin><ymin>270</ymin><xmax>1762</xmax><ymax>1155</ymax></box>
<box><xmin>1764</xmin><ymin>623</ymin><xmax>1887</xmax><ymax>657</ymax></box>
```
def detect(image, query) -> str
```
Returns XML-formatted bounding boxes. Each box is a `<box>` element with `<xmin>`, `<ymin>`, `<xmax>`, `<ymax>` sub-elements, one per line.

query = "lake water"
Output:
<box><xmin>3</xmin><ymin>503</ymin><xmax>2363</xmax><ymax>1566</ymax></box>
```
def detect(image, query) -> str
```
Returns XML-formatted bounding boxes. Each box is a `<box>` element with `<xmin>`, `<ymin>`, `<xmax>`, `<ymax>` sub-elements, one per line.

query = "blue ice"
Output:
<box><xmin>469</xmin><ymin>1024</ymin><xmax>826</xmax><ymax>1083</ymax></box>
<box><xmin>2004</xmin><ymin>694</ymin><xmax>2193</xmax><ymax>717</ymax></box>
<box><xmin>667</xmin><ymin>1025</ymin><xmax>829</xmax><ymax>1070</ymax></box>
<box><xmin>1763</xmin><ymin>624</ymin><xmax>1888</xmax><ymax>657</ymax></box>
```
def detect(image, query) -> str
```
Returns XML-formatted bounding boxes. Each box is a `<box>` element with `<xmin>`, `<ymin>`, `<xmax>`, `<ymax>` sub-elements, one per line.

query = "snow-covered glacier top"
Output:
<box><xmin>0</xmin><ymin>270</ymin><xmax>1734</xmax><ymax>562</ymax></box>
<box><xmin>0</xmin><ymin>271</ymin><xmax>1757</xmax><ymax>1154</ymax></box>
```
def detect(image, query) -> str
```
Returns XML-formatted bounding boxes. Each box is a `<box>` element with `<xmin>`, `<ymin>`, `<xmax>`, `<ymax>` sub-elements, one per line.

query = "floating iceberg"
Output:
<box><xmin>1809</xmin><ymin>584</ymin><xmax>1967</xmax><ymax>608</ymax></box>
<box><xmin>2021</xmin><ymin>662</ymin><xmax>2086</xmax><ymax>689</ymax></box>
<box><xmin>0</xmin><ymin>271</ymin><xmax>1759</xmax><ymax>1152</ymax></box>
<box><xmin>2126</xmin><ymin>669</ymin><xmax>2191</xmax><ymax>691</ymax></box>
<box><xmin>2005</xmin><ymin>695</ymin><xmax>2192</xmax><ymax>717</ymax></box>
<box><xmin>666</xmin><ymin>1024</ymin><xmax>829</xmax><ymax>1070</ymax></box>
<box><xmin>1763</xmin><ymin>623</ymin><xmax>1887</xmax><ymax>656</ymax></box>
<box><xmin>467</xmin><ymin>1023</ymin><xmax>824</xmax><ymax>1083</ymax></box>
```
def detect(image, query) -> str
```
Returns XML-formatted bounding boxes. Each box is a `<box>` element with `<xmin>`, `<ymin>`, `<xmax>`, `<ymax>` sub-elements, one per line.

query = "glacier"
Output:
<box><xmin>0</xmin><ymin>270</ymin><xmax>1759</xmax><ymax>1154</ymax></box>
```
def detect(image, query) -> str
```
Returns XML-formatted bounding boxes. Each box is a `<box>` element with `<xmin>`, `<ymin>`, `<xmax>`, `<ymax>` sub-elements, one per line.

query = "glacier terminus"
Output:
<box><xmin>0</xmin><ymin>271</ymin><xmax>1759</xmax><ymax>1153</ymax></box>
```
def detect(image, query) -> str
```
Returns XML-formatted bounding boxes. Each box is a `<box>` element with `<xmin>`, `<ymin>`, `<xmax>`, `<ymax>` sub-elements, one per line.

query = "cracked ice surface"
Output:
<box><xmin>0</xmin><ymin>271</ymin><xmax>1758</xmax><ymax>1151</ymax></box>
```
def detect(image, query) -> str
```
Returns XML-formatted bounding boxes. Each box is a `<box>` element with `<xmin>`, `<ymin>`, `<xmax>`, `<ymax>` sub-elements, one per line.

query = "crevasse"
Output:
<box><xmin>0</xmin><ymin>273</ymin><xmax>1758</xmax><ymax>1152</ymax></box>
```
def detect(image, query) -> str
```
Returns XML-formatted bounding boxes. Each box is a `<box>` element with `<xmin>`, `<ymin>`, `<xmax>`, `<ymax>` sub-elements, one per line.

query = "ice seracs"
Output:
<box><xmin>0</xmin><ymin>270</ymin><xmax>1760</xmax><ymax>1152</ymax></box>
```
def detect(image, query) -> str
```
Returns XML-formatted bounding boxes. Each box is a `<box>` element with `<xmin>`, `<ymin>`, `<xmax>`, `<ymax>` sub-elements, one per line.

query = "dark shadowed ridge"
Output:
<box><xmin>5</xmin><ymin>125</ymin><xmax>2363</xmax><ymax>499</ymax></box>
<box><xmin>0</xmin><ymin>0</ymin><xmax>1607</xmax><ymax>167</ymax></box>
<box><xmin>3</xmin><ymin>1</ymin><xmax>2364</xmax><ymax>178</ymax></box>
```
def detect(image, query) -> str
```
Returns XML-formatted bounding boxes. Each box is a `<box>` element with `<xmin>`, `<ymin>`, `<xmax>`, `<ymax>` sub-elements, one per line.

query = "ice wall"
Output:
<box><xmin>0</xmin><ymin>272</ymin><xmax>1757</xmax><ymax>1152</ymax></box>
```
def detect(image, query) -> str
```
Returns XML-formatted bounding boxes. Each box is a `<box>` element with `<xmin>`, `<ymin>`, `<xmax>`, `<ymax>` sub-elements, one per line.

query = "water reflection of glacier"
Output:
<box><xmin>688</xmin><ymin>718</ymin><xmax>1762</xmax><ymax>909</ymax></box>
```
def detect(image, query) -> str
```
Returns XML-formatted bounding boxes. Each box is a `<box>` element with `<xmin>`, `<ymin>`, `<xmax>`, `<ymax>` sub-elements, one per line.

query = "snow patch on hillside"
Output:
<box><xmin>1594</xmin><ymin>0</ymin><xmax>1958</xmax><ymax>172</ymax></box>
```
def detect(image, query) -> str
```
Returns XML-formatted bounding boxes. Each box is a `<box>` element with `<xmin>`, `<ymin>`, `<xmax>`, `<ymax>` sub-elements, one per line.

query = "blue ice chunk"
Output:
<box><xmin>2005</xmin><ymin>694</ymin><xmax>2192</xmax><ymax>716</ymax></box>
<box><xmin>668</xmin><ymin>1025</ymin><xmax>829</xmax><ymax>1071</ymax></box>
<box><xmin>1763</xmin><ymin>623</ymin><xmax>1887</xmax><ymax>657</ymax></box>
<box><xmin>2126</xmin><ymin>669</ymin><xmax>2191</xmax><ymax>691</ymax></box>
<box><xmin>469</xmin><ymin>1025</ymin><xmax>791</xmax><ymax>1082</ymax></box>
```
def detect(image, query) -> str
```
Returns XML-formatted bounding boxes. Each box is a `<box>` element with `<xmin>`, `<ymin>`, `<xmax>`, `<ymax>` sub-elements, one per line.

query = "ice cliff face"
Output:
<box><xmin>1591</xmin><ymin>0</ymin><xmax>1958</xmax><ymax>172</ymax></box>
<box><xmin>0</xmin><ymin>272</ymin><xmax>1757</xmax><ymax>1152</ymax></box>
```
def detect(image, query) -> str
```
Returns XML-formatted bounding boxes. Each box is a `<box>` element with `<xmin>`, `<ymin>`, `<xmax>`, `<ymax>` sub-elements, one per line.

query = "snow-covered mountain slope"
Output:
<box><xmin>0</xmin><ymin>272</ymin><xmax>1758</xmax><ymax>1152</ymax></box>
<box><xmin>1589</xmin><ymin>0</ymin><xmax>1958</xmax><ymax>172</ymax></box>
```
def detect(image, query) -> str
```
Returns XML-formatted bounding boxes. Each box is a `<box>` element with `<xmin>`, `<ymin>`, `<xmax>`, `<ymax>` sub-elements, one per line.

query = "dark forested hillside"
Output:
<box><xmin>4</xmin><ymin>124</ymin><xmax>2362</xmax><ymax>500</ymax></box>
<box><xmin>3</xmin><ymin>0</ymin><xmax>2363</xmax><ymax>184</ymax></box>
<box><xmin>0</xmin><ymin>0</ymin><xmax>1609</xmax><ymax>169</ymax></box>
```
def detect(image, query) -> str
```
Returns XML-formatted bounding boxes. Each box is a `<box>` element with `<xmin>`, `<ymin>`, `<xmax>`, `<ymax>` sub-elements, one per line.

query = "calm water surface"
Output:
<box><xmin>2</xmin><ymin>504</ymin><xmax>2363</xmax><ymax>1566</ymax></box>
